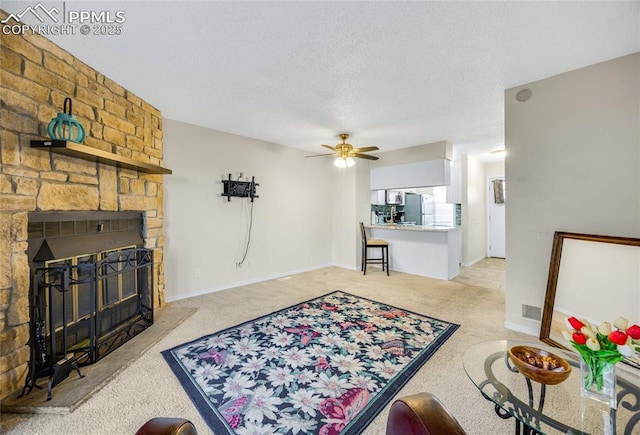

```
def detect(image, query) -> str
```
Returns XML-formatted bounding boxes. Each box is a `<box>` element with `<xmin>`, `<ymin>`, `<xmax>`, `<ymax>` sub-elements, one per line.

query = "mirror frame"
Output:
<box><xmin>540</xmin><ymin>231</ymin><xmax>640</xmax><ymax>351</ymax></box>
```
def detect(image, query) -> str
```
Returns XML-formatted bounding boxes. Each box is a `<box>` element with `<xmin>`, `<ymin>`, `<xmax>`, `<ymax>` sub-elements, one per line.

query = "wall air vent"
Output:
<box><xmin>522</xmin><ymin>304</ymin><xmax>542</xmax><ymax>321</ymax></box>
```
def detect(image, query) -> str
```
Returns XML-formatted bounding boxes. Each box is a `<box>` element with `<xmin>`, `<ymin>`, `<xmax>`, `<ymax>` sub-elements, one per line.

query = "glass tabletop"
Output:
<box><xmin>463</xmin><ymin>340</ymin><xmax>640</xmax><ymax>435</ymax></box>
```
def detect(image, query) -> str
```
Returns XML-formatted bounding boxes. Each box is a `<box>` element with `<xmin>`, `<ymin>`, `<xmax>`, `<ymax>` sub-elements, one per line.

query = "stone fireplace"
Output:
<box><xmin>0</xmin><ymin>10</ymin><xmax>169</xmax><ymax>401</ymax></box>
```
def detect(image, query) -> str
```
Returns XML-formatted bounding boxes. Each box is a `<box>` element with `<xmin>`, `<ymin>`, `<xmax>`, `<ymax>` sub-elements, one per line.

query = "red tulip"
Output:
<box><xmin>572</xmin><ymin>332</ymin><xmax>587</xmax><ymax>345</ymax></box>
<box><xmin>626</xmin><ymin>324</ymin><xmax>640</xmax><ymax>340</ymax></box>
<box><xmin>567</xmin><ymin>317</ymin><xmax>585</xmax><ymax>330</ymax></box>
<box><xmin>609</xmin><ymin>330</ymin><xmax>628</xmax><ymax>346</ymax></box>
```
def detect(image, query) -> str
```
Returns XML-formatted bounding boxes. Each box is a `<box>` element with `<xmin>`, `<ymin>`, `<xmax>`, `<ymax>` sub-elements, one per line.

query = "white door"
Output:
<box><xmin>488</xmin><ymin>177</ymin><xmax>506</xmax><ymax>258</ymax></box>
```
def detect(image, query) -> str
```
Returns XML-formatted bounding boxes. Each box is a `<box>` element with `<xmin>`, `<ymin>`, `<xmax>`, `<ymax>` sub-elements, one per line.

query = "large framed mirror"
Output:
<box><xmin>540</xmin><ymin>232</ymin><xmax>640</xmax><ymax>369</ymax></box>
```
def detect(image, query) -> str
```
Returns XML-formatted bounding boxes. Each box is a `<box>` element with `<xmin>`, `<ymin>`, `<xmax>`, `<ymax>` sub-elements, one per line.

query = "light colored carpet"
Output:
<box><xmin>1</xmin><ymin>265</ymin><xmax>533</xmax><ymax>435</ymax></box>
<box><xmin>1</xmin><ymin>307</ymin><xmax>196</xmax><ymax>414</ymax></box>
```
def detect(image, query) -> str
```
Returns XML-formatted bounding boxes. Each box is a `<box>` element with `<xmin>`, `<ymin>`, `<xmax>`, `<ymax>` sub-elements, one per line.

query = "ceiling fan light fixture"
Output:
<box><xmin>307</xmin><ymin>133</ymin><xmax>379</xmax><ymax>165</ymax></box>
<box><xmin>334</xmin><ymin>156</ymin><xmax>355</xmax><ymax>168</ymax></box>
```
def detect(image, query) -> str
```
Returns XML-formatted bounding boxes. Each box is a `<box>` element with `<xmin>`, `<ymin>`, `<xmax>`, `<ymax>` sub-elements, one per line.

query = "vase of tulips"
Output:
<box><xmin>563</xmin><ymin>316</ymin><xmax>640</xmax><ymax>409</ymax></box>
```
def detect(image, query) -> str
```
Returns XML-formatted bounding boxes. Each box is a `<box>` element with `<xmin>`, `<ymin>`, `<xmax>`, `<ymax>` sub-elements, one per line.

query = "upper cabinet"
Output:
<box><xmin>370</xmin><ymin>190</ymin><xmax>386</xmax><ymax>205</ymax></box>
<box><xmin>446</xmin><ymin>166</ymin><xmax>462</xmax><ymax>204</ymax></box>
<box><xmin>370</xmin><ymin>160</ymin><xmax>451</xmax><ymax>190</ymax></box>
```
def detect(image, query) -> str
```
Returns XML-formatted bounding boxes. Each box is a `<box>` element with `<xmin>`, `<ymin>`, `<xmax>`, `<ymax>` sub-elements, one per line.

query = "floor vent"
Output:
<box><xmin>522</xmin><ymin>304</ymin><xmax>542</xmax><ymax>320</ymax></box>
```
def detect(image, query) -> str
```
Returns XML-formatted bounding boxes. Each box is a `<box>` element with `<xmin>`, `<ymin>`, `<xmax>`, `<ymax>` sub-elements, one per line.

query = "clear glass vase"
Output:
<box><xmin>579</xmin><ymin>358</ymin><xmax>617</xmax><ymax>409</ymax></box>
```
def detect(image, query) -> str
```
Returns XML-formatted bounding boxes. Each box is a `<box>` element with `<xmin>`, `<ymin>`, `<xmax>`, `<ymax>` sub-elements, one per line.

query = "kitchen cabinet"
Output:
<box><xmin>370</xmin><ymin>159</ymin><xmax>451</xmax><ymax>190</ymax></box>
<box><xmin>446</xmin><ymin>166</ymin><xmax>462</xmax><ymax>204</ymax></box>
<box><xmin>371</xmin><ymin>190</ymin><xmax>386</xmax><ymax>205</ymax></box>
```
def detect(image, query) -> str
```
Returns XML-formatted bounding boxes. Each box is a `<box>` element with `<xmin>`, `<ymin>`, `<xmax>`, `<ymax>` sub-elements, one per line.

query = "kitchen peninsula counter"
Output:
<box><xmin>366</xmin><ymin>224</ymin><xmax>457</xmax><ymax>232</ymax></box>
<box><xmin>365</xmin><ymin>224</ymin><xmax>461</xmax><ymax>280</ymax></box>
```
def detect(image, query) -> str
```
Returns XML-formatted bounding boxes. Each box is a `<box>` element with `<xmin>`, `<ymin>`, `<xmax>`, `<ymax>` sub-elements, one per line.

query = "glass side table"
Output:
<box><xmin>463</xmin><ymin>340</ymin><xmax>640</xmax><ymax>435</ymax></box>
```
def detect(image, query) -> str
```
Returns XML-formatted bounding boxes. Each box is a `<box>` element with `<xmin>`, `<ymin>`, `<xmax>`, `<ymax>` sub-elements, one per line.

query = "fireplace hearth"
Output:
<box><xmin>22</xmin><ymin>212</ymin><xmax>154</xmax><ymax>400</ymax></box>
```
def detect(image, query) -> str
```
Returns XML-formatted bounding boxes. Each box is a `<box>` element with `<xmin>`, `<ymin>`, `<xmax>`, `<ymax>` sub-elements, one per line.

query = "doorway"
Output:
<box><xmin>488</xmin><ymin>177</ymin><xmax>505</xmax><ymax>258</ymax></box>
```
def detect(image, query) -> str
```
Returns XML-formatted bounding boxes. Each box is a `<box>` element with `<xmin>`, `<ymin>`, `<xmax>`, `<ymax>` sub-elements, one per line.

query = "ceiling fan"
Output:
<box><xmin>305</xmin><ymin>133</ymin><xmax>379</xmax><ymax>168</ymax></box>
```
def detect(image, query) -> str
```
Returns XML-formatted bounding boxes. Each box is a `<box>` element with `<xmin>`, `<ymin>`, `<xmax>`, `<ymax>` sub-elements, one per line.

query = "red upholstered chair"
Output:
<box><xmin>136</xmin><ymin>418</ymin><xmax>197</xmax><ymax>435</ymax></box>
<box><xmin>386</xmin><ymin>392</ymin><xmax>467</xmax><ymax>435</ymax></box>
<box><xmin>136</xmin><ymin>393</ymin><xmax>463</xmax><ymax>435</ymax></box>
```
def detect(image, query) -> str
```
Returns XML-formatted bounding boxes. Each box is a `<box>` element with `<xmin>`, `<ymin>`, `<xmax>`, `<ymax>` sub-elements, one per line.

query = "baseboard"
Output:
<box><xmin>461</xmin><ymin>256</ymin><xmax>485</xmax><ymax>267</ymax></box>
<box><xmin>503</xmin><ymin>321</ymin><xmax>539</xmax><ymax>337</ymax></box>
<box><xmin>165</xmin><ymin>286</ymin><xmax>224</xmax><ymax>303</ymax></box>
<box><xmin>332</xmin><ymin>263</ymin><xmax>358</xmax><ymax>271</ymax></box>
<box><xmin>165</xmin><ymin>263</ymin><xmax>333</xmax><ymax>302</ymax></box>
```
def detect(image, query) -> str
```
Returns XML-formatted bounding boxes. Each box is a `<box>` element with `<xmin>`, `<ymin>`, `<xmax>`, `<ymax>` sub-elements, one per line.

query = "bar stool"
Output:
<box><xmin>360</xmin><ymin>222</ymin><xmax>389</xmax><ymax>276</ymax></box>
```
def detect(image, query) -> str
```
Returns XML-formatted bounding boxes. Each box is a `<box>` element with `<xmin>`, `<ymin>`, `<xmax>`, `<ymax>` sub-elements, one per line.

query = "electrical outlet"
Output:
<box><xmin>194</xmin><ymin>268</ymin><xmax>201</xmax><ymax>279</ymax></box>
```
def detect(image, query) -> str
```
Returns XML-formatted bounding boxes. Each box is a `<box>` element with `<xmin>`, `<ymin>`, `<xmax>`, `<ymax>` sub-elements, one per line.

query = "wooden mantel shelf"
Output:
<box><xmin>30</xmin><ymin>140</ymin><xmax>172</xmax><ymax>175</ymax></box>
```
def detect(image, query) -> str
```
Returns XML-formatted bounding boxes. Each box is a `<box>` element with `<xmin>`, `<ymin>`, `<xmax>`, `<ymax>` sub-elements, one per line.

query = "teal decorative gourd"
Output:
<box><xmin>47</xmin><ymin>98</ymin><xmax>85</xmax><ymax>143</ymax></box>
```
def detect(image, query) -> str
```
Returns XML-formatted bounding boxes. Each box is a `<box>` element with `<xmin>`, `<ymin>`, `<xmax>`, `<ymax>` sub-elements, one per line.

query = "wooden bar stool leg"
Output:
<box><xmin>363</xmin><ymin>247</ymin><xmax>368</xmax><ymax>275</ymax></box>
<box><xmin>380</xmin><ymin>246</ymin><xmax>389</xmax><ymax>276</ymax></box>
<box><xmin>385</xmin><ymin>246</ymin><xmax>389</xmax><ymax>276</ymax></box>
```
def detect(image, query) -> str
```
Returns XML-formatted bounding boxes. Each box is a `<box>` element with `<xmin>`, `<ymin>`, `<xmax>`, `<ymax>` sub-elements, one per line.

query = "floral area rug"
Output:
<box><xmin>162</xmin><ymin>291</ymin><xmax>459</xmax><ymax>434</ymax></box>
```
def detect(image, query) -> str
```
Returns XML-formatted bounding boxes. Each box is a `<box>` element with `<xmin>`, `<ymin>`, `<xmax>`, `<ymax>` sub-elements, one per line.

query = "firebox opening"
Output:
<box><xmin>23</xmin><ymin>211</ymin><xmax>154</xmax><ymax>399</ymax></box>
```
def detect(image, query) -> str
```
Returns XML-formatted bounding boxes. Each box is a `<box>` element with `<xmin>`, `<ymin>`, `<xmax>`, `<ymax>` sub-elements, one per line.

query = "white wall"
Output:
<box><xmin>331</xmin><ymin>166</ymin><xmax>358</xmax><ymax>269</ymax></box>
<box><xmin>485</xmin><ymin>161</ymin><xmax>505</xmax><ymax>179</ymax></box>
<box><xmin>461</xmin><ymin>154</ymin><xmax>487</xmax><ymax>265</ymax></box>
<box><xmin>328</xmin><ymin>160</ymin><xmax>374</xmax><ymax>270</ymax></box>
<box><xmin>505</xmin><ymin>53</ymin><xmax>640</xmax><ymax>335</ymax></box>
<box><xmin>163</xmin><ymin>119</ymin><xmax>333</xmax><ymax>301</ymax></box>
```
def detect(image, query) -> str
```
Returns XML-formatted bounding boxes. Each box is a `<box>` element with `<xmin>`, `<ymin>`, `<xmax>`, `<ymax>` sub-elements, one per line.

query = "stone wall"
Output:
<box><xmin>0</xmin><ymin>11</ymin><xmax>167</xmax><ymax>400</ymax></box>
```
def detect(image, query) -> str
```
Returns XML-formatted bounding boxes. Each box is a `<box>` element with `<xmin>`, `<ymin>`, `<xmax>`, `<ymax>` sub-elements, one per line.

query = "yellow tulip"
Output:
<box><xmin>614</xmin><ymin>317</ymin><xmax>629</xmax><ymax>331</ymax></box>
<box><xmin>581</xmin><ymin>325</ymin><xmax>596</xmax><ymax>339</ymax></box>
<box><xmin>586</xmin><ymin>337</ymin><xmax>601</xmax><ymax>351</ymax></box>
<box><xmin>618</xmin><ymin>344</ymin><xmax>635</xmax><ymax>357</ymax></box>
<box><xmin>597</xmin><ymin>321</ymin><xmax>612</xmax><ymax>336</ymax></box>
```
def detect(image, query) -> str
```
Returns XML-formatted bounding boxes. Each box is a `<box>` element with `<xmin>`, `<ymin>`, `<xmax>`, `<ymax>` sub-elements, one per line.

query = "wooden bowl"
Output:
<box><xmin>508</xmin><ymin>345</ymin><xmax>571</xmax><ymax>385</ymax></box>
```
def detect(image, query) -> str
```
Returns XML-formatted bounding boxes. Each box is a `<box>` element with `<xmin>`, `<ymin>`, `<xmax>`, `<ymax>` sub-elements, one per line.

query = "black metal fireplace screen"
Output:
<box><xmin>22</xmin><ymin>246</ymin><xmax>154</xmax><ymax>399</ymax></box>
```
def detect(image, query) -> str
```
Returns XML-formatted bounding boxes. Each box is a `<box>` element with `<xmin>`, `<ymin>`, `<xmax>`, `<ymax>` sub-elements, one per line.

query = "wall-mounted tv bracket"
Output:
<box><xmin>222</xmin><ymin>174</ymin><xmax>259</xmax><ymax>202</ymax></box>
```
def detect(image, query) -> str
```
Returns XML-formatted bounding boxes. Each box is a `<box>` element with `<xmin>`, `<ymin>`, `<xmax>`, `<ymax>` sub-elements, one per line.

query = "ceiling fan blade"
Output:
<box><xmin>350</xmin><ymin>153</ymin><xmax>379</xmax><ymax>160</ymax></box>
<box><xmin>305</xmin><ymin>153</ymin><xmax>334</xmax><ymax>158</ymax></box>
<box><xmin>321</xmin><ymin>144</ymin><xmax>336</xmax><ymax>151</ymax></box>
<box><xmin>351</xmin><ymin>146</ymin><xmax>379</xmax><ymax>153</ymax></box>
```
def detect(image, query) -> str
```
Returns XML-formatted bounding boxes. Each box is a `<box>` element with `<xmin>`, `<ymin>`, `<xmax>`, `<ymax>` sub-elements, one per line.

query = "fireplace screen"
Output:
<box><xmin>23</xmin><ymin>246</ymin><xmax>153</xmax><ymax>398</ymax></box>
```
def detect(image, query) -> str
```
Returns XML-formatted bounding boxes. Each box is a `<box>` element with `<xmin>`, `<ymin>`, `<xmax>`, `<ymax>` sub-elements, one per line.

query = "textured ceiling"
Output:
<box><xmin>4</xmin><ymin>1</ymin><xmax>639</xmax><ymax>162</ymax></box>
